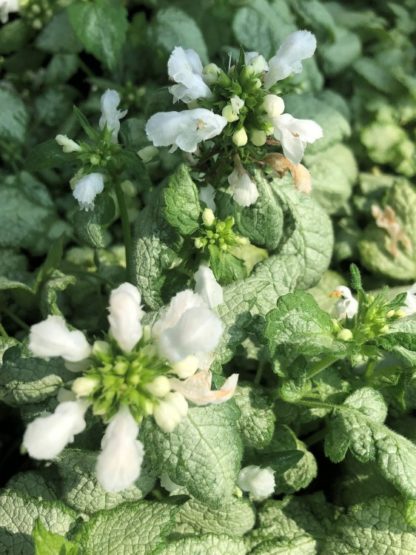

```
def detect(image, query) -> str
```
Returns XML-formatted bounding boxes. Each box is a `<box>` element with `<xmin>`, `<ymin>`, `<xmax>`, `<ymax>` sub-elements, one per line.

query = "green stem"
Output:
<box><xmin>114</xmin><ymin>180</ymin><xmax>133</xmax><ymax>283</ymax></box>
<box><xmin>2</xmin><ymin>307</ymin><xmax>29</xmax><ymax>331</ymax></box>
<box><xmin>364</xmin><ymin>358</ymin><xmax>377</xmax><ymax>380</ymax></box>
<box><xmin>304</xmin><ymin>427</ymin><xmax>327</xmax><ymax>447</ymax></box>
<box><xmin>254</xmin><ymin>360</ymin><xmax>265</xmax><ymax>386</ymax></box>
<box><xmin>0</xmin><ymin>323</ymin><xmax>9</xmax><ymax>338</ymax></box>
<box><xmin>295</xmin><ymin>398</ymin><xmax>340</xmax><ymax>412</ymax></box>
<box><xmin>306</xmin><ymin>356</ymin><xmax>340</xmax><ymax>380</ymax></box>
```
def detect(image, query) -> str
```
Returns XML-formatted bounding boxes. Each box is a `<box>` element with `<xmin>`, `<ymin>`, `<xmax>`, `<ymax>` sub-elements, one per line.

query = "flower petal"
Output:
<box><xmin>194</xmin><ymin>265</ymin><xmax>223</xmax><ymax>308</ymax></box>
<box><xmin>73</xmin><ymin>173</ymin><xmax>105</xmax><ymax>211</ymax></box>
<box><xmin>170</xmin><ymin>371</ymin><xmax>238</xmax><ymax>405</ymax></box>
<box><xmin>108</xmin><ymin>283</ymin><xmax>144</xmax><ymax>352</ymax></box>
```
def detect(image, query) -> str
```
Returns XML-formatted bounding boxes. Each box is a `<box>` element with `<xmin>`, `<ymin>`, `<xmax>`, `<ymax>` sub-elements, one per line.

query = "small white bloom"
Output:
<box><xmin>55</xmin><ymin>134</ymin><xmax>81</xmax><ymax>153</ymax></box>
<box><xmin>0</xmin><ymin>0</ymin><xmax>19</xmax><ymax>24</ymax></box>
<box><xmin>153</xmin><ymin>290</ymin><xmax>205</xmax><ymax>338</ymax></box>
<box><xmin>263</xmin><ymin>94</ymin><xmax>285</xmax><ymax>119</ymax></box>
<box><xmin>194</xmin><ymin>265</ymin><xmax>223</xmax><ymax>308</ymax></box>
<box><xmin>238</xmin><ymin>465</ymin><xmax>275</xmax><ymax>501</ymax></box>
<box><xmin>99</xmin><ymin>89</ymin><xmax>127</xmax><ymax>143</ymax></box>
<box><xmin>232</xmin><ymin>127</ymin><xmax>248</xmax><ymax>147</ymax></box>
<box><xmin>331</xmin><ymin>286</ymin><xmax>359</xmax><ymax>320</ymax></box>
<box><xmin>108</xmin><ymin>283</ymin><xmax>144</xmax><ymax>353</ymax></box>
<box><xmin>199</xmin><ymin>184</ymin><xmax>216</xmax><ymax>211</ymax></box>
<box><xmin>272</xmin><ymin>113</ymin><xmax>323</xmax><ymax>164</ymax></box>
<box><xmin>244</xmin><ymin>51</ymin><xmax>269</xmax><ymax>74</ymax></box>
<box><xmin>153</xmin><ymin>392</ymin><xmax>188</xmax><ymax>433</ymax></box>
<box><xmin>96</xmin><ymin>407</ymin><xmax>144</xmax><ymax>492</ymax></box>
<box><xmin>29</xmin><ymin>315</ymin><xmax>91</xmax><ymax>362</ymax></box>
<box><xmin>145</xmin><ymin>375</ymin><xmax>171</xmax><ymax>397</ymax></box>
<box><xmin>73</xmin><ymin>173</ymin><xmax>105</xmax><ymax>211</ymax></box>
<box><xmin>145</xmin><ymin>109</ymin><xmax>227</xmax><ymax>153</ymax></box>
<box><xmin>202</xmin><ymin>207</ymin><xmax>215</xmax><ymax>227</ymax></box>
<box><xmin>23</xmin><ymin>400</ymin><xmax>87</xmax><ymax>460</ymax></box>
<box><xmin>170</xmin><ymin>371</ymin><xmax>238</xmax><ymax>406</ymax></box>
<box><xmin>168</xmin><ymin>47</ymin><xmax>212</xmax><ymax>103</ymax></box>
<box><xmin>403</xmin><ymin>284</ymin><xmax>416</xmax><ymax>316</ymax></box>
<box><xmin>228</xmin><ymin>165</ymin><xmax>259</xmax><ymax>207</ymax></box>
<box><xmin>265</xmin><ymin>30</ymin><xmax>317</xmax><ymax>88</ymax></box>
<box><xmin>72</xmin><ymin>376</ymin><xmax>98</xmax><ymax>397</ymax></box>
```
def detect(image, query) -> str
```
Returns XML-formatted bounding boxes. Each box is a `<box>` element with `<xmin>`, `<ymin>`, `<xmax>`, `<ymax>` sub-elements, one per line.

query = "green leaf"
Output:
<box><xmin>0</xmin><ymin>346</ymin><xmax>73</xmax><ymax>407</ymax></box>
<box><xmin>0</xmin><ymin>88</ymin><xmax>28</xmax><ymax>144</ymax></box>
<box><xmin>0</xmin><ymin>20</ymin><xmax>31</xmax><ymax>54</ymax></box>
<box><xmin>36</xmin><ymin>11</ymin><xmax>82</xmax><ymax>54</ymax></box>
<box><xmin>163</xmin><ymin>165</ymin><xmax>201</xmax><ymax>235</ymax></box>
<box><xmin>321</xmin><ymin>496</ymin><xmax>416</xmax><ymax>555</ymax></box>
<box><xmin>7</xmin><ymin>471</ymin><xmax>59</xmax><ymax>502</ymax></box>
<box><xmin>33</xmin><ymin>520</ymin><xmax>78</xmax><ymax>555</ymax></box>
<box><xmin>155</xmin><ymin>534</ymin><xmax>247</xmax><ymax>555</ymax></box>
<box><xmin>325</xmin><ymin>387</ymin><xmax>416</xmax><ymax>498</ymax></box>
<box><xmin>359</xmin><ymin>180</ymin><xmax>416</xmax><ymax>281</ymax></box>
<box><xmin>141</xmin><ymin>402</ymin><xmax>242</xmax><ymax>508</ymax></box>
<box><xmin>174</xmin><ymin>497</ymin><xmax>255</xmax><ymax>537</ymax></box>
<box><xmin>250</xmin><ymin>535</ymin><xmax>317</xmax><ymax>554</ymax></box>
<box><xmin>153</xmin><ymin>7</ymin><xmax>208</xmax><ymax>63</ymax></box>
<box><xmin>208</xmin><ymin>244</ymin><xmax>248</xmax><ymax>285</ymax></box>
<box><xmin>68</xmin><ymin>0</ymin><xmax>128</xmax><ymax>70</ymax></box>
<box><xmin>77</xmin><ymin>501</ymin><xmax>175</xmax><ymax>554</ymax></box>
<box><xmin>26</xmin><ymin>139</ymin><xmax>71</xmax><ymax>172</ymax></box>
<box><xmin>0</xmin><ymin>490</ymin><xmax>77</xmax><ymax>555</ymax></box>
<box><xmin>73</xmin><ymin>193</ymin><xmax>116</xmax><ymax>249</ymax></box>
<box><xmin>54</xmin><ymin>448</ymin><xmax>155</xmax><ymax>515</ymax></box>
<box><xmin>234</xmin><ymin>383</ymin><xmax>275</xmax><ymax>449</ymax></box>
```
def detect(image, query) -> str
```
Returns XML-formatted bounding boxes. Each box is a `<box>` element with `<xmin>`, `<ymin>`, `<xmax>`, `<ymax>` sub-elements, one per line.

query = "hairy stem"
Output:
<box><xmin>114</xmin><ymin>180</ymin><xmax>133</xmax><ymax>283</ymax></box>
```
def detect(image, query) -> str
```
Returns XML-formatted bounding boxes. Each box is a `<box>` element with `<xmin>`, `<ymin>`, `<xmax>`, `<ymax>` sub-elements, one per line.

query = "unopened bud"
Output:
<box><xmin>337</xmin><ymin>329</ymin><xmax>353</xmax><ymax>342</ymax></box>
<box><xmin>202</xmin><ymin>208</ymin><xmax>215</xmax><ymax>227</ymax></box>
<box><xmin>250</xmin><ymin>129</ymin><xmax>267</xmax><ymax>147</ymax></box>
<box><xmin>138</xmin><ymin>145</ymin><xmax>158</xmax><ymax>163</ymax></box>
<box><xmin>263</xmin><ymin>94</ymin><xmax>285</xmax><ymax>118</ymax></box>
<box><xmin>222</xmin><ymin>104</ymin><xmax>239</xmax><ymax>123</ymax></box>
<box><xmin>380</xmin><ymin>325</ymin><xmax>389</xmax><ymax>334</ymax></box>
<box><xmin>72</xmin><ymin>376</ymin><xmax>98</xmax><ymax>397</ymax></box>
<box><xmin>203</xmin><ymin>63</ymin><xmax>221</xmax><ymax>85</ymax></box>
<box><xmin>232</xmin><ymin>127</ymin><xmax>248</xmax><ymax>147</ymax></box>
<box><xmin>194</xmin><ymin>237</ymin><xmax>205</xmax><ymax>249</ymax></box>
<box><xmin>396</xmin><ymin>309</ymin><xmax>407</xmax><ymax>318</ymax></box>
<box><xmin>153</xmin><ymin>392</ymin><xmax>188</xmax><ymax>433</ymax></box>
<box><xmin>92</xmin><ymin>340</ymin><xmax>111</xmax><ymax>357</ymax></box>
<box><xmin>146</xmin><ymin>376</ymin><xmax>171</xmax><ymax>397</ymax></box>
<box><xmin>55</xmin><ymin>134</ymin><xmax>81</xmax><ymax>153</ymax></box>
<box><xmin>172</xmin><ymin>355</ymin><xmax>199</xmax><ymax>379</ymax></box>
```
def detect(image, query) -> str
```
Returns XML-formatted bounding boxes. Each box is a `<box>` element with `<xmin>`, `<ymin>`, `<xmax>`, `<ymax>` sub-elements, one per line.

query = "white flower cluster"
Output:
<box><xmin>238</xmin><ymin>465</ymin><xmax>275</xmax><ymax>501</ymax></box>
<box><xmin>0</xmin><ymin>0</ymin><xmax>19</xmax><ymax>23</ymax></box>
<box><xmin>24</xmin><ymin>266</ymin><xmax>238</xmax><ymax>492</ymax></box>
<box><xmin>145</xmin><ymin>31</ymin><xmax>323</xmax><ymax>208</ymax></box>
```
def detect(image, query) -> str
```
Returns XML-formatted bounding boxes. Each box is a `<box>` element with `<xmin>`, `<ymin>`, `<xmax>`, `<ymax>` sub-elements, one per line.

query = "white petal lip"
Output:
<box><xmin>153</xmin><ymin>290</ymin><xmax>205</xmax><ymax>339</ymax></box>
<box><xmin>265</xmin><ymin>30</ymin><xmax>317</xmax><ymax>88</ymax></box>
<box><xmin>199</xmin><ymin>184</ymin><xmax>216</xmax><ymax>212</ymax></box>
<box><xmin>170</xmin><ymin>371</ymin><xmax>238</xmax><ymax>406</ymax></box>
<box><xmin>273</xmin><ymin>113</ymin><xmax>323</xmax><ymax>164</ymax></box>
<box><xmin>404</xmin><ymin>284</ymin><xmax>416</xmax><ymax>315</ymax></box>
<box><xmin>194</xmin><ymin>265</ymin><xmax>224</xmax><ymax>308</ymax></box>
<box><xmin>23</xmin><ymin>400</ymin><xmax>87</xmax><ymax>460</ymax></box>
<box><xmin>99</xmin><ymin>89</ymin><xmax>127</xmax><ymax>143</ymax></box>
<box><xmin>168</xmin><ymin>47</ymin><xmax>211</xmax><ymax>103</ymax></box>
<box><xmin>108</xmin><ymin>283</ymin><xmax>144</xmax><ymax>352</ymax></box>
<box><xmin>73</xmin><ymin>173</ymin><xmax>105</xmax><ymax>211</ymax></box>
<box><xmin>96</xmin><ymin>407</ymin><xmax>144</xmax><ymax>492</ymax></box>
<box><xmin>29</xmin><ymin>315</ymin><xmax>91</xmax><ymax>362</ymax></box>
<box><xmin>145</xmin><ymin>109</ymin><xmax>227</xmax><ymax>153</ymax></box>
<box><xmin>228</xmin><ymin>167</ymin><xmax>259</xmax><ymax>207</ymax></box>
<box><xmin>332</xmin><ymin>286</ymin><xmax>359</xmax><ymax>320</ymax></box>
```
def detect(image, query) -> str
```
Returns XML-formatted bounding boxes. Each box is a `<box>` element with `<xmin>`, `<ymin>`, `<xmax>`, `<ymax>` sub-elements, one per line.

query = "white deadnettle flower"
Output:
<box><xmin>265</xmin><ymin>30</ymin><xmax>317</xmax><ymax>88</ymax></box>
<box><xmin>228</xmin><ymin>164</ymin><xmax>259</xmax><ymax>207</ymax></box>
<box><xmin>153</xmin><ymin>391</ymin><xmax>189</xmax><ymax>433</ymax></box>
<box><xmin>238</xmin><ymin>465</ymin><xmax>275</xmax><ymax>501</ymax></box>
<box><xmin>72</xmin><ymin>172</ymin><xmax>105</xmax><ymax>211</ymax></box>
<box><xmin>29</xmin><ymin>315</ymin><xmax>91</xmax><ymax>362</ymax></box>
<box><xmin>55</xmin><ymin>134</ymin><xmax>81</xmax><ymax>153</ymax></box>
<box><xmin>272</xmin><ymin>113</ymin><xmax>323</xmax><ymax>164</ymax></box>
<box><xmin>263</xmin><ymin>94</ymin><xmax>285</xmax><ymax>119</ymax></box>
<box><xmin>244</xmin><ymin>51</ymin><xmax>269</xmax><ymax>74</ymax></box>
<box><xmin>194</xmin><ymin>265</ymin><xmax>223</xmax><ymax>308</ymax></box>
<box><xmin>170</xmin><ymin>371</ymin><xmax>238</xmax><ymax>406</ymax></box>
<box><xmin>99</xmin><ymin>89</ymin><xmax>127</xmax><ymax>143</ymax></box>
<box><xmin>168</xmin><ymin>47</ymin><xmax>212</xmax><ymax>103</ymax></box>
<box><xmin>404</xmin><ymin>284</ymin><xmax>416</xmax><ymax>316</ymax></box>
<box><xmin>199</xmin><ymin>184</ymin><xmax>216</xmax><ymax>211</ymax></box>
<box><xmin>23</xmin><ymin>400</ymin><xmax>87</xmax><ymax>460</ymax></box>
<box><xmin>96</xmin><ymin>407</ymin><xmax>144</xmax><ymax>492</ymax></box>
<box><xmin>0</xmin><ymin>0</ymin><xmax>19</xmax><ymax>24</ymax></box>
<box><xmin>145</xmin><ymin>109</ymin><xmax>227</xmax><ymax>153</ymax></box>
<box><xmin>108</xmin><ymin>283</ymin><xmax>144</xmax><ymax>353</ymax></box>
<box><xmin>331</xmin><ymin>286</ymin><xmax>359</xmax><ymax>320</ymax></box>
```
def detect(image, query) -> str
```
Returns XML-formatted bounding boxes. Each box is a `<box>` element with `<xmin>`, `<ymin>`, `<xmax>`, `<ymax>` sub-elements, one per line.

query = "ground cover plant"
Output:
<box><xmin>1</xmin><ymin>0</ymin><xmax>416</xmax><ymax>553</ymax></box>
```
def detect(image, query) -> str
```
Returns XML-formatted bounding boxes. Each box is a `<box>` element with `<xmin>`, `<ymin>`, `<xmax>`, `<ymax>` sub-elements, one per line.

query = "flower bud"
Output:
<box><xmin>337</xmin><ymin>329</ymin><xmax>353</xmax><ymax>342</ymax></box>
<box><xmin>92</xmin><ymin>340</ymin><xmax>112</xmax><ymax>357</ymax></box>
<box><xmin>145</xmin><ymin>376</ymin><xmax>171</xmax><ymax>397</ymax></box>
<box><xmin>396</xmin><ymin>309</ymin><xmax>407</xmax><ymax>318</ymax></box>
<box><xmin>232</xmin><ymin>127</ymin><xmax>248</xmax><ymax>147</ymax></box>
<box><xmin>72</xmin><ymin>376</ymin><xmax>98</xmax><ymax>397</ymax></box>
<box><xmin>222</xmin><ymin>104</ymin><xmax>239</xmax><ymax>123</ymax></box>
<box><xmin>138</xmin><ymin>145</ymin><xmax>158</xmax><ymax>163</ymax></box>
<box><xmin>202</xmin><ymin>207</ymin><xmax>215</xmax><ymax>227</ymax></box>
<box><xmin>263</xmin><ymin>94</ymin><xmax>285</xmax><ymax>118</ymax></box>
<box><xmin>202</xmin><ymin>63</ymin><xmax>221</xmax><ymax>84</ymax></box>
<box><xmin>250</xmin><ymin>129</ymin><xmax>267</xmax><ymax>147</ymax></box>
<box><xmin>55</xmin><ymin>134</ymin><xmax>81</xmax><ymax>153</ymax></box>
<box><xmin>172</xmin><ymin>355</ymin><xmax>199</xmax><ymax>379</ymax></box>
<box><xmin>153</xmin><ymin>392</ymin><xmax>188</xmax><ymax>433</ymax></box>
<box><xmin>194</xmin><ymin>237</ymin><xmax>206</xmax><ymax>249</ymax></box>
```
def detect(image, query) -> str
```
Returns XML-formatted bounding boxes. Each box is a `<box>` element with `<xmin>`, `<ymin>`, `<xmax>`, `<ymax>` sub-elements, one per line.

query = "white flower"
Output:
<box><xmin>29</xmin><ymin>315</ymin><xmax>91</xmax><ymax>362</ymax></box>
<box><xmin>145</xmin><ymin>109</ymin><xmax>227</xmax><ymax>153</ymax></box>
<box><xmin>55</xmin><ymin>134</ymin><xmax>81</xmax><ymax>153</ymax></box>
<box><xmin>73</xmin><ymin>173</ymin><xmax>105</xmax><ymax>211</ymax></box>
<box><xmin>168</xmin><ymin>47</ymin><xmax>212</xmax><ymax>103</ymax></box>
<box><xmin>228</xmin><ymin>165</ymin><xmax>259</xmax><ymax>207</ymax></box>
<box><xmin>170</xmin><ymin>371</ymin><xmax>238</xmax><ymax>406</ymax></box>
<box><xmin>263</xmin><ymin>94</ymin><xmax>285</xmax><ymax>119</ymax></box>
<box><xmin>108</xmin><ymin>283</ymin><xmax>144</xmax><ymax>353</ymax></box>
<box><xmin>265</xmin><ymin>30</ymin><xmax>317</xmax><ymax>88</ymax></box>
<box><xmin>172</xmin><ymin>355</ymin><xmax>199</xmax><ymax>379</ymax></box>
<box><xmin>194</xmin><ymin>265</ymin><xmax>223</xmax><ymax>308</ymax></box>
<box><xmin>272</xmin><ymin>114</ymin><xmax>323</xmax><ymax>164</ymax></box>
<box><xmin>153</xmin><ymin>392</ymin><xmax>189</xmax><ymax>433</ymax></box>
<box><xmin>404</xmin><ymin>284</ymin><xmax>416</xmax><ymax>316</ymax></box>
<box><xmin>238</xmin><ymin>465</ymin><xmax>275</xmax><ymax>501</ymax></box>
<box><xmin>331</xmin><ymin>286</ymin><xmax>359</xmax><ymax>320</ymax></box>
<box><xmin>244</xmin><ymin>51</ymin><xmax>269</xmax><ymax>74</ymax></box>
<box><xmin>199</xmin><ymin>185</ymin><xmax>216</xmax><ymax>211</ymax></box>
<box><xmin>23</xmin><ymin>400</ymin><xmax>87</xmax><ymax>460</ymax></box>
<box><xmin>0</xmin><ymin>0</ymin><xmax>19</xmax><ymax>24</ymax></box>
<box><xmin>99</xmin><ymin>89</ymin><xmax>127</xmax><ymax>143</ymax></box>
<box><xmin>96</xmin><ymin>407</ymin><xmax>144</xmax><ymax>492</ymax></box>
